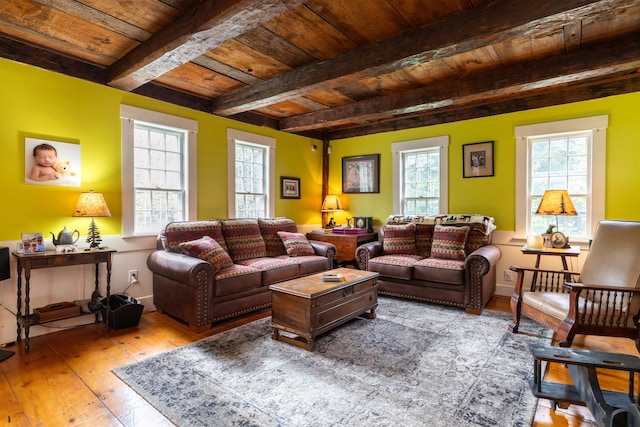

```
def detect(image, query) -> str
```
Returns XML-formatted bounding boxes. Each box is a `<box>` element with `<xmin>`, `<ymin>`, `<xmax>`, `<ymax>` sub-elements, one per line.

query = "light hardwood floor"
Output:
<box><xmin>0</xmin><ymin>296</ymin><xmax>637</xmax><ymax>426</ymax></box>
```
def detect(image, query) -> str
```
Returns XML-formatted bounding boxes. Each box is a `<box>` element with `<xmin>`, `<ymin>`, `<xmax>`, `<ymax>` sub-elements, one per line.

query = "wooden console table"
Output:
<box><xmin>11</xmin><ymin>249</ymin><xmax>115</xmax><ymax>352</ymax></box>
<box><xmin>306</xmin><ymin>232</ymin><xmax>377</xmax><ymax>268</ymax></box>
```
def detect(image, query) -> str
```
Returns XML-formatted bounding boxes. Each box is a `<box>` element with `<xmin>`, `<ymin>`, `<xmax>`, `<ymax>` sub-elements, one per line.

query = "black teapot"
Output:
<box><xmin>50</xmin><ymin>226</ymin><xmax>80</xmax><ymax>246</ymax></box>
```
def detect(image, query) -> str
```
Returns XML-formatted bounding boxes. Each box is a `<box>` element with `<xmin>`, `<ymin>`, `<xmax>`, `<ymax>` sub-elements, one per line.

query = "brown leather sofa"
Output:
<box><xmin>356</xmin><ymin>214</ymin><xmax>501</xmax><ymax>314</ymax></box>
<box><xmin>147</xmin><ymin>217</ymin><xmax>336</xmax><ymax>331</ymax></box>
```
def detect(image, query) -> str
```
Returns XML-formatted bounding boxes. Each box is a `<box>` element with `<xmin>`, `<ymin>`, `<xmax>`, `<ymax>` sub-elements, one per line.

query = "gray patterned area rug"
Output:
<box><xmin>113</xmin><ymin>296</ymin><xmax>552</xmax><ymax>427</ymax></box>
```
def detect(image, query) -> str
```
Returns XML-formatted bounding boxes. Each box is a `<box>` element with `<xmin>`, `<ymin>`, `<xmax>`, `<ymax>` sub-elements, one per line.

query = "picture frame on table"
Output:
<box><xmin>342</xmin><ymin>154</ymin><xmax>380</xmax><ymax>193</ymax></box>
<box><xmin>280</xmin><ymin>176</ymin><xmax>300</xmax><ymax>199</ymax></box>
<box><xmin>21</xmin><ymin>233</ymin><xmax>45</xmax><ymax>254</ymax></box>
<box><xmin>462</xmin><ymin>141</ymin><xmax>494</xmax><ymax>178</ymax></box>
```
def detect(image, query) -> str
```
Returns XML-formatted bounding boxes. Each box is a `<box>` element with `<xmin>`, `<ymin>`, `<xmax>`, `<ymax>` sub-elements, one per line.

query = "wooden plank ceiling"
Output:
<box><xmin>1</xmin><ymin>0</ymin><xmax>639</xmax><ymax>140</ymax></box>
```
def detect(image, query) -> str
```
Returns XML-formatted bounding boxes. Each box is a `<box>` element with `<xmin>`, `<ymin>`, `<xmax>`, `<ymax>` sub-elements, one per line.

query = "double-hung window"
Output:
<box><xmin>121</xmin><ymin>105</ymin><xmax>198</xmax><ymax>236</ymax></box>
<box><xmin>392</xmin><ymin>136</ymin><xmax>449</xmax><ymax>215</ymax></box>
<box><xmin>227</xmin><ymin>129</ymin><xmax>275</xmax><ymax>218</ymax></box>
<box><xmin>515</xmin><ymin>116</ymin><xmax>607</xmax><ymax>241</ymax></box>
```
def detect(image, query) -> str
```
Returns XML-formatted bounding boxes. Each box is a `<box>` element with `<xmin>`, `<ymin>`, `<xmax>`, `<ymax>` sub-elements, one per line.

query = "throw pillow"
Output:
<box><xmin>179</xmin><ymin>236</ymin><xmax>234</xmax><ymax>272</ymax></box>
<box><xmin>430</xmin><ymin>225</ymin><xmax>470</xmax><ymax>261</ymax></box>
<box><xmin>277</xmin><ymin>231</ymin><xmax>315</xmax><ymax>257</ymax></box>
<box><xmin>383</xmin><ymin>223</ymin><xmax>416</xmax><ymax>255</ymax></box>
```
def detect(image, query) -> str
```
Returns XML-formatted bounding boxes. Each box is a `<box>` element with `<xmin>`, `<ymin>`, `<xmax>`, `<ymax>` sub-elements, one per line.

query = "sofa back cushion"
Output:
<box><xmin>258</xmin><ymin>217</ymin><xmax>298</xmax><ymax>256</ymax></box>
<box><xmin>222</xmin><ymin>219</ymin><xmax>267</xmax><ymax>261</ymax></box>
<box><xmin>178</xmin><ymin>236</ymin><xmax>234</xmax><ymax>272</ymax></box>
<box><xmin>383</xmin><ymin>223</ymin><xmax>416</xmax><ymax>255</ymax></box>
<box><xmin>415</xmin><ymin>223</ymin><xmax>435</xmax><ymax>258</ymax></box>
<box><xmin>430</xmin><ymin>225</ymin><xmax>470</xmax><ymax>261</ymax></box>
<box><xmin>163</xmin><ymin>220</ymin><xmax>228</xmax><ymax>254</ymax></box>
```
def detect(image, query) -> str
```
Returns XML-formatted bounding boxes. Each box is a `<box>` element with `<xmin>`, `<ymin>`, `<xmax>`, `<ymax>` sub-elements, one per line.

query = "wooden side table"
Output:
<box><xmin>11</xmin><ymin>249</ymin><xmax>116</xmax><ymax>352</ymax></box>
<box><xmin>307</xmin><ymin>232</ymin><xmax>377</xmax><ymax>268</ymax></box>
<box><xmin>521</xmin><ymin>245</ymin><xmax>581</xmax><ymax>283</ymax></box>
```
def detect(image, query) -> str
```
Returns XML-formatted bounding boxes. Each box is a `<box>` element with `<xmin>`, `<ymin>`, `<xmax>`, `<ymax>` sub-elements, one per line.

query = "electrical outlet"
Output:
<box><xmin>503</xmin><ymin>270</ymin><xmax>513</xmax><ymax>282</ymax></box>
<box><xmin>128</xmin><ymin>269</ymin><xmax>138</xmax><ymax>283</ymax></box>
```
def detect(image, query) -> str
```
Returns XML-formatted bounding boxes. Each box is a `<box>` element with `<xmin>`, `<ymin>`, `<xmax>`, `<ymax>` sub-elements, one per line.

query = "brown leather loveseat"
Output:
<box><xmin>356</xmin><ymin>214</ymin><xmax>501</xmax><ymax>314</ymax></box>
<box><xmin>147</xmin><ymin>217</ymin><xmax>336</xmax><ymax>331</ymax></box>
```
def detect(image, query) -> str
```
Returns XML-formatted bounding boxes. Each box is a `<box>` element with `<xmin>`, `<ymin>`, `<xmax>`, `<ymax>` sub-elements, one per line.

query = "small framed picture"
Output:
<box><xmin>280</xmin><ymin>176</ymin><xmax>300</xmax><ymax>199</ymax></box>
<box><xmin>462</xmin><ymin>141</ymin><xmax>494</xmax><ymax>178</ymax></box>
<box><xmin>22</xmin><ymin>233</ymin><xmax>45</xmax><ymax>254</ymax></box>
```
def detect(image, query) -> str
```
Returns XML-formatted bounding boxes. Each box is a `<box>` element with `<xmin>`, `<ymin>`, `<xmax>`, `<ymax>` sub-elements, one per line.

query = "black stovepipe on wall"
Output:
<box><xmin>0</xmin><ymin>246</ymin><xmax>15</xmax><ymax>361</ymax></box>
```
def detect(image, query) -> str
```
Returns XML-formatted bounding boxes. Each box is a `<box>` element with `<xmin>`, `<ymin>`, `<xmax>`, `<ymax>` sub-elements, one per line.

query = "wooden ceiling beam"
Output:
<box><xmin>280</xmin><ymin>35</ymin><xmax>640</xmax><ymax>132</ymax></box>
<box><xmin>108</xmin><ymin>0</ymin><xmax>306</xmax><ymax>91</ymax></box>
<box><xmin>0</xmin><ymin>35</ymin><xmax>108</xmax><ymax>84</ymax></box>
<box><xmin>324</xmin><ymin>75</ymin><xmax>640</xmax><ymax>140</ymax></box>
<box><xmin>211</xmin><ymin>0</ymin><xmax>629</xmax><ymax>116</ymax></box>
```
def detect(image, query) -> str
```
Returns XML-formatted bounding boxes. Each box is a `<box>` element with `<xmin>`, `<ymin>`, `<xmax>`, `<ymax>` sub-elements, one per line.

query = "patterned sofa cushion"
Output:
<box><xmin>163</xmin><ymin>220</ymin><xmax>228</xmax><ymax>253</ymax></box>
<box><xmin>413</xmin><ymin>258</ymin><xmax>465</xmax><ymax>285</ymax></box>
<box><xmin>382</xmin><ymin>223</ymin><xmax>416</xmax><ymax>255</ymax></box>
<box><xmin>277</xmin><ymin>231</ymin><xmax>315</xmax><ymax>257</ymax></box>
<box><xmin>430</xmin><ymin>225</ymin><xmax>470</xmax><ymax>261</ymax></box>
<box><xmin>222</xmin><ymin>219</ymin><xmax>267</xmax><ymax>262</ymax></box>
<box><xmin>258</xmin><ymin>218</ymin><xmax>298</xmax><ymax>256</ymax></box>
<box><xmin>369</xmin><ymin>254</ymin><xmax>422</xmax><ymax>280</ymax></box>
<box><xmin>178</xmin><ymin>236</ymin><xmax>233</xmax><ymax>272</ymax></box>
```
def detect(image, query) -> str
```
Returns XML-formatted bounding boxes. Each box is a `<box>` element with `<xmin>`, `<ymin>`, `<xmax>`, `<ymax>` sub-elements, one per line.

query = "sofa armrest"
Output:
<box><xmin>464</xmin><ymin>244</ymin><xmax>502</xmax><ymax>314</ymax></box>
<box><xmin>308</xmin><ymin>240</ymin><xmax>337</xmax><ymax>267</ymax></box>
<box><xmin>465</xmin><ymin>244</ymin><xmax>501</xmax><ymax>274</ymax></box>
<box><xmin>147</xmin><ymin>250</ymin><xmax>215</xmax><ymax>286</ymax></box>
<box><xmin>356</xmin><ymin>241</ymin><xmax>384</xmax><ymax>270</ymax></box>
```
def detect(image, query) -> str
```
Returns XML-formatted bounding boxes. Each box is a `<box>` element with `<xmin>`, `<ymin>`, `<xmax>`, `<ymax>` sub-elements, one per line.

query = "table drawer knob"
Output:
<box><xmin>319</xmin><ymin>315</ymin><xmax>325</xmax><ymax>324</ymax></box>
<box><xmin>343</xmin><ymin>286</ymin><xmax>354</xmax><ymax>297</ymax></box>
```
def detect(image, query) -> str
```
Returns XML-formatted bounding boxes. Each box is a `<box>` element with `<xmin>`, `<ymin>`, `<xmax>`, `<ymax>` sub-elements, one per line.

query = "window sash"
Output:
<box><xmin>120</xmin><ymin>105</ymin><xmax>197</xmax><ymax>237</ymax></box>
<box><xmin>515</xmin><ymin>115</ymin><xmax>607</xmax><ymax>241</ymax></box>
<box><xmin>392</xmin><ymin>136</ymin><xmax>449</xmax><ymax>215</ymax></box>
<box><xmin>227</xmin><ymin>129</ymin><xmax>275</xmax><ymax>218</ymax></box>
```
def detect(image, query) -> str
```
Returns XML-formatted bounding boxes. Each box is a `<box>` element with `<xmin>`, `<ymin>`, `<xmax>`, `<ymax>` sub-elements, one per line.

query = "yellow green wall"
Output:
<box><xmin>0</xmin><ymin>58</ymin><xmax>323</xmax><ymax>241</ymax></box>
<box><xmin>329</xmin><ymin>92</ymin><xmax>640</xmax><ymax>230</ymax></box>
<box><xmin>2</xmin><ymin>57</ymin><xmax>639</xmax><ymax>242</ymax></box>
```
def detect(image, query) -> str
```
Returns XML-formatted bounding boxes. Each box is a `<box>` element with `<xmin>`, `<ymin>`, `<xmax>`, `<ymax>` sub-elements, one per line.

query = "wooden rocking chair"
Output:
<box><xmin>510</xmin><ymin>220</ymin><xmax>640</xmax><ymax>351</ymax></box>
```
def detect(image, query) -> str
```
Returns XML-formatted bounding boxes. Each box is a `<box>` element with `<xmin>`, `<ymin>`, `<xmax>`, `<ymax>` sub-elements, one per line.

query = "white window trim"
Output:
<box><xmin>392</xmin><ymin>135</ymin><xmax>449</xmax><ymax>214</ymax></box>
<box><xmin>120</xmin><ymin>105</ymin><xmax>198</xmax><ymax>237</ymax></box>
<box><xmin>515</xmin><ymin>115</ymin><xmax>607</xmax><ymax>240</ymax></box>
<box><xmin>227</xmin><ymin>128</ymin><xmax>276</xmax><ymax>218</ymax></box>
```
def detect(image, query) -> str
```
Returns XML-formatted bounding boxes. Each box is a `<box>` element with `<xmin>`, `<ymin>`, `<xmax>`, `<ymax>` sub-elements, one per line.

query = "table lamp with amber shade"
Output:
<box><xmin>535</xmin><ymin>189</ymin><xmax>577</xmax><ymax>247</ymax></box>
<box><xmin>321</xmin><ymin>194</ymin><xmax>343</xmax><ymax>229</ymax></box>
<box><xmin>72</xmin><ymin>190</ymin><xmax>111</xmax><ymax>250</ymax></box>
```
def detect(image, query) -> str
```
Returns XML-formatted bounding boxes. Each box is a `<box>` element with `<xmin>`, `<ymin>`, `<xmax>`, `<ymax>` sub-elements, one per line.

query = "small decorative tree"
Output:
<box><xmin>86</xmin><ymin>219</ymin><xmax>102</xmax><ymax>249</ymax></box>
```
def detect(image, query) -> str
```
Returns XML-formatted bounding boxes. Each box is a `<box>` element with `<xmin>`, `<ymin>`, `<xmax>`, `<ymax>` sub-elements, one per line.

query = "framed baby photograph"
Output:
<box><xmin>25</xmin><ymin>137</ymin><xmax>81</xmax><ymax>187</ymax></box>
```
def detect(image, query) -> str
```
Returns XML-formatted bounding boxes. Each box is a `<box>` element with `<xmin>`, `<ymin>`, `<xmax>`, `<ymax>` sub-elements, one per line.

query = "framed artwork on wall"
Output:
<box><xmin>280</xmin><ymin>176</ymin><xmax>300</xmax><ymax>199</ymax></box>
<box><xmin>462</xmin><ymin>141</ymin><xmax>494</xmax><ymax>178</ymax></box>
<box><xmin>342</xmin><ymin>154</ymin><xmax>380</xmax><ymax>193</ymax></box>
<box><xmin>25</xmin><ymin>137</ymin><xmax>81</xmax><ymax>187</ymax></box>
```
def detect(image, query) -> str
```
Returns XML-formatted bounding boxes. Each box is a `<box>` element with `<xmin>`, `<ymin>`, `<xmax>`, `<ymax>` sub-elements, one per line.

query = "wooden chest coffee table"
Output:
<box><xmin>270</xmin><ymin>268</ymin><xmax>379</xmax><ymax>351</ymax></box>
